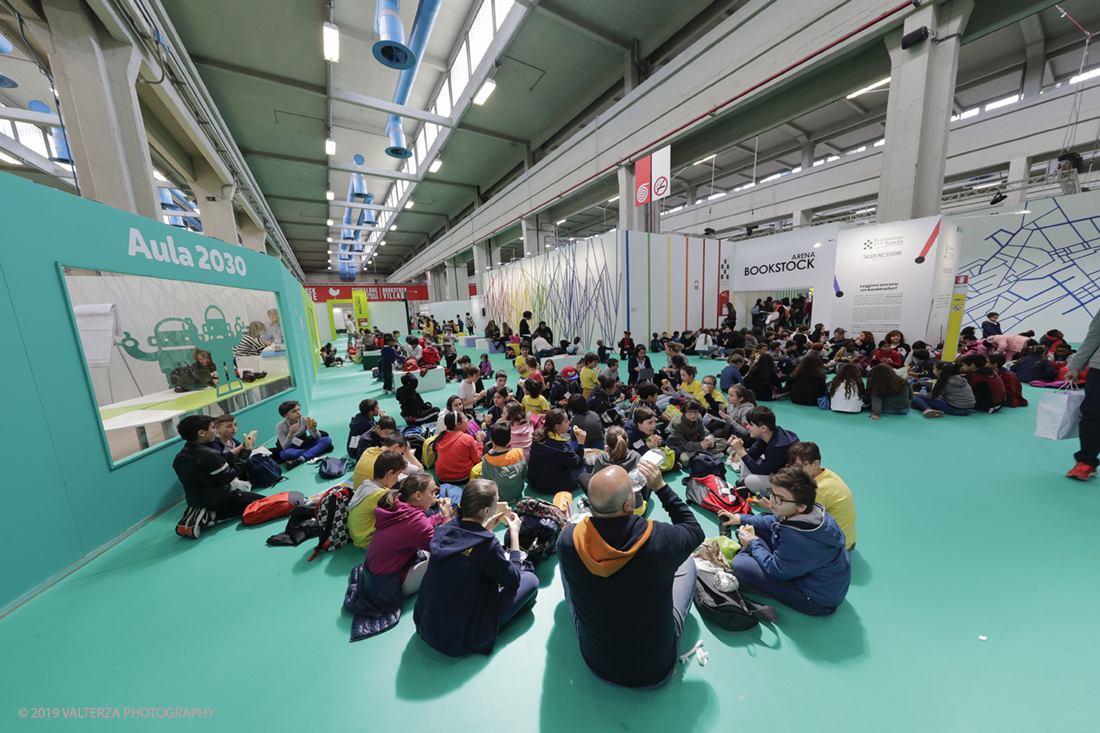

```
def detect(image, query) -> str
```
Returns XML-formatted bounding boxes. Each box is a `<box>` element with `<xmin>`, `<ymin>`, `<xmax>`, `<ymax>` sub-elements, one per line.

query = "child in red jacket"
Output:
<box><xmin>871</xmin><ymin>341</ymin><xmax>901</xmax><ymax>368</ymax></box>
<box><xmin>960</xmin><ymin>354</ymin><xmax>1006</xmax><ymax>413</ymax></box>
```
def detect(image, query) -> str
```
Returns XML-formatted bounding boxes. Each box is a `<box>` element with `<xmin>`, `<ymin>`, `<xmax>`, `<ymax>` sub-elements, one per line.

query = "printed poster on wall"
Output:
<box><xmin>831</xmin><ymin>216</ymin><xmax>958</xmax><ymax>344</ymax></box>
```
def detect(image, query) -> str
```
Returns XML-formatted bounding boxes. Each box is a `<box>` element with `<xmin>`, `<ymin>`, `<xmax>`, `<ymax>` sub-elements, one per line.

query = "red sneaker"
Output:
<box><xmin>1066</xmin><ymin>463</ymin><xmax>1098</xmax><ymax>481</ymax></box>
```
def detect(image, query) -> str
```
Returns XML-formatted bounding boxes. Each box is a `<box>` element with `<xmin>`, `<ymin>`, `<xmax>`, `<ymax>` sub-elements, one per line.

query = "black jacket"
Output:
<box><xmin>557</xmin><ymin>485</ymin><xmax>703</xmax><ymax>687</ymax></box>
<box><xmin>173</xmin><ymin>441</ymin><xmax>248</xmax><ymax>509</ymax></box>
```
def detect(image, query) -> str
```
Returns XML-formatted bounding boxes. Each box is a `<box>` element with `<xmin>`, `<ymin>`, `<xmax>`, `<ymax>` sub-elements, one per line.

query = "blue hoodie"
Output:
<box><xmin>413</xmin><ymin>519</ymin><xmax>527</xmax><ymax>656</ymax></box>
<box><xmin>741</xmin><ymin>425</ymin><xmax>799</xmax><ymax>476</ymax></box>
<box><xmin>719</xmin><ymin>364</ymin><xmax>744</xmax><ymax>392</ymax></box>
<box><xmin>740</xmin><ymin>503</ymin><xmax>850</xmax><ymax>608</ymax></box>
<box><xmin>347</xmin><ymin>413</ymin><xmax>376</xmax><ymax>459</ymax></box>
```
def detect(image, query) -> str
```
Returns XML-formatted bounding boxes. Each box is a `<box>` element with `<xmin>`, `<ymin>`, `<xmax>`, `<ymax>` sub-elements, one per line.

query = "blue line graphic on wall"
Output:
<box><xmin>959</xmin><ymin>201</ymin><xmax>1100</xmax><ymax>332</ymax></box>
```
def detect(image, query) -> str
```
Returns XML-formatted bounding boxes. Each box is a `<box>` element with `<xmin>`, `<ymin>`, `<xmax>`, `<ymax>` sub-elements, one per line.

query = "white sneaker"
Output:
<box><xmin>728</xmin><ymin>459</ymin><xmax>742</xmax><ymax>473</ymax></box>
<box><xmin>306</xmin><ymin>456</ymin><xmax>323</xmax><ymax>464</ymax></box>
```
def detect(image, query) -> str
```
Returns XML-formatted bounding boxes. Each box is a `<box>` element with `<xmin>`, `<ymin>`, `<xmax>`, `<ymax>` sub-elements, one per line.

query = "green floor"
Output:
<box><xmin>2</xmin><ymin>344</ymin><xmax>1094</xmax><ymax>731</ymax></box>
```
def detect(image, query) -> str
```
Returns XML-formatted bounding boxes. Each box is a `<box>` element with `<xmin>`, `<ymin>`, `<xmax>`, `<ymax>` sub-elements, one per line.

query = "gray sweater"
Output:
<box><xmin>590</xmin><ymin>449</ymin><xmax>641</xmax><ymax>476</ymax></box>
<box><xmin>870</xmin><ymin>384</ymin><xmax>913</xmax><ymax>417</ymax></box>
<box><xmin>938</xmin><ymin>375</ymin><xmax>976</xmax><ymax>409</ymax></box>
<box><xmin>276</xmin><ymin>418</ymin><xmax>319</xmax><ymax>449</ymax></box>
<box><xmin>1070</xmin><ymin>310</ymin><xmax>1100</xmax><ymax>371</ymax></box>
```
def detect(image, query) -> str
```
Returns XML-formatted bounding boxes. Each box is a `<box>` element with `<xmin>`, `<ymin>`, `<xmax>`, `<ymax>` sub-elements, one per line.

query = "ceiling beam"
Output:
<box><xmin>456</xmin><ymin>123</ymin><xmax>527</xmax><ymax>146</ymax></box>
<box><xmin>329</xmin><ymin>161</ymin><xmax>419</xmax><ymax>182</ymax></box>
<box><xmin>0</xmin><ymin>107</ymin><xmax>61</xmax><ymax>127</ymax></box>
<box><xmin>189</xmin><ymin>55</ymin><xmax>326</xmax><ymax>96</ymax></box>
<box><xmin>331</xmin><ymin>87</ymin><xmax>455</xmax><ymax>128</ymax></box>
<box><xmin>517</xmin><ymin>0</ymin><xmax>631</xmax><ymax>52</ymax></box>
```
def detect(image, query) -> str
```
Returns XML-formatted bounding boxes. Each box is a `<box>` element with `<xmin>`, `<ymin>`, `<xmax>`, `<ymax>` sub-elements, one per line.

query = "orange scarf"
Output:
<box><xmin>572</xmin><ymin>517</ymin><xmax>654</xmax><ymax>577</ymax></box>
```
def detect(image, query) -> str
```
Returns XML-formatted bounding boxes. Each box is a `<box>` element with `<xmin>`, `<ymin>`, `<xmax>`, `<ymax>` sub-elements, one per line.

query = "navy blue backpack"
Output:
<box><xmin>318</xmin><ymin>457</ymin><xmax>352</xmax><ymax>480</ymax></box>
<box><xmin>688</xmin><ymin>451</ymin><xmax>727</xmax><ymax>480</ymax></box>
<box><xmin>248</xmin><ymin>453</ymin><xmax>285</xmax><ymax>489</ymax></box>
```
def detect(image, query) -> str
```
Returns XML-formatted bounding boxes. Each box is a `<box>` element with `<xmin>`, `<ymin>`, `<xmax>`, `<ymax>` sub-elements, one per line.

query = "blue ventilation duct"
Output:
<box><xmin>373</xmin><ymin>0</ymin><xmax>416</xmax><ymax>70</ymax></box>
<box><xmin>341</xmin><ymin>173</ymin><xmax>376</xmax><ymax>242</ymax></box>
<box><xmin>385</xmin><ymin>0</ymin><xmax>442</xmax><ymax>158</ymax></box>
<box><xmin>339</xmin><ymin>262</ymin><xmax>357</xmax><ymax>281</ymax></box>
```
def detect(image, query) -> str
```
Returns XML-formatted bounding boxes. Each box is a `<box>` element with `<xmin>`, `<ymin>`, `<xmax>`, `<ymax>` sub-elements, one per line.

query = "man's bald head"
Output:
<box><xmin>588</xmin><ymin>465</ymin><xmax>635</xmax><ymax>516</ymax></box>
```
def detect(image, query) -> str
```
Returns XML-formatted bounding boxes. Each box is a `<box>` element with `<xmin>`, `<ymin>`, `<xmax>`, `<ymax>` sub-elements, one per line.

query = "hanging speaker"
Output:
<box><xmin>901</xmin><ymin>26</ymin><xmax>930</xmax><ymax>50</ymax></box>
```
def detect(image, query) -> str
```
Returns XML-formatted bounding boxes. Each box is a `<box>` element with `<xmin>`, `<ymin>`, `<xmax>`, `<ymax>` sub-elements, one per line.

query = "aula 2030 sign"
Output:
<box><xmin>127</xmin><ymin>228</ymin><xmax>248</xmax><ymax>277</ymax></box>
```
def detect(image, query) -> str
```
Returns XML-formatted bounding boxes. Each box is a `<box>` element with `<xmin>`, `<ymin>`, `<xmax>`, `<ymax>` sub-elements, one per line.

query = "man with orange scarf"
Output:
<box><xmin>556</xmin><ymin>462</ymin><xmax>703</xmax><ymax>689</ymax></box>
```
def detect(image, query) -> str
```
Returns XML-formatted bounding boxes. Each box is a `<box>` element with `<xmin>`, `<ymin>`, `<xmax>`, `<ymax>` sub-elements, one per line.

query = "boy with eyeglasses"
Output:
<box><xmin>785</xmin><ymin>442</ymin><xmax>856</xmax><ymax>550</ymax></box>
<box><xmin>718</xmin><ymin>466</ymin><xmax>850</xmax><ymax>616</ymax></box>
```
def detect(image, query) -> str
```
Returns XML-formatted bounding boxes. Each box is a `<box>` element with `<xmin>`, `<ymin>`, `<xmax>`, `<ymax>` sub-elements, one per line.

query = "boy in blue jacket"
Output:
<box><xmin>720</xmin><ymin>466</ymin><xmax>850</xmax><ymax>616</ymax></box>
<box><xmin>347</xmin><ymin>399</ymin><xmax>382</xmax><ymax>460</ymax></box>
<box><xmin>379</xmin><ymin>337</ymin><xmax>400</xmax><ymax>393</ymax></box>
<box><xmin>727</xmin><ymin>406</ymin><xmax>799</xmax><ymax>494</ymax></box>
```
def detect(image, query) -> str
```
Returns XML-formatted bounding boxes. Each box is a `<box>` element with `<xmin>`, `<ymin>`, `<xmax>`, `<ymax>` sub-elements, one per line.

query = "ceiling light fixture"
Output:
<box><xmin>556</xmin><ymin>219</ymin><xmax>567</xmax><ymax>225</ymax></box>
<box><xmin>326</xmin><ymin>237</ymin><xmax>333</xmax><ymax>243</ymax></box>
<box><xmin>847</xmin><ymin>77</ymin><xmax>890</xmax><ymax>100</ymax></box>
<box><xmin>693</xmin><ymin>154</ymin><xmax>716</xmax><ymax>166</ymax></box>
<box><xmin>429</xmin><ymin>159</ymin><xmax>442</xmax><ymax>172</ymax></box>
<box><xmin>472</xmin><ymin>78</ymin><xmax>497</xmax><ymax>106</ymax></box>
<box><xmin>326</xmin><ymin>190</ymin><xmax>335</xmax><ymax>201</ymax></box>
<box><xmin>326</xmin><ymin>218</ymin><xmax>334</xmax><ymax>226</ymax></box>
<box><xmin>405</xmin><ymin>201</ymin><xmax>414</xmax><ymax>208</ymax></box>
<box><xmin>390</xmin><ymin>225</ymin><xmax>397</xmax><ymax>231</ymax></box>
<box><xmin>322</xmin><ymin>22</ymin><xmax>340</xmax><ymax>62</ymax></box>
<box><xmin>990</xmin><ymin>192</ymin><xmax>1008</xmax><ymax>206</ymax></box>
<box><xmin>380</xmin><ymin>241</ymin><xmax>386</xmax><ymax>245</ymax></box>
<box><xmin>325</xmin><ymin>138</ymin><xmax>336</xmax><ymax>156</ymax></box>
<box><xmin>607</xmin><ymin>196</ymin><xmax>619</xmax><ymax>203</ymax></box>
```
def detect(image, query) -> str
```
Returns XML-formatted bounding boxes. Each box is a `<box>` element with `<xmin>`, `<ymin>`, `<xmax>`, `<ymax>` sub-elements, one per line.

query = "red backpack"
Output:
<box><xmin>999</xmin><ymin>371</ymin><xmax>1028</xmax><ymax>408</ymax></box>
<box><xmin>682</xmin><ymin>475</ymin><xmax>754</xmax><ymax>516</ymax></box>
<box><xmin>242</xmin><ymin>491</ymin><xmax>306</xmax><ymax>525</ymax></box>
<box><xmin>403</xmin><ymin>356</ymin><xmax>419</xmax><ymax>372</ymax></box>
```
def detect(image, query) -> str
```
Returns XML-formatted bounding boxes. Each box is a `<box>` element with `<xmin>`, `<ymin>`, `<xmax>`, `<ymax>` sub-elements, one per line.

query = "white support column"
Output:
<box><xmin>443</xmin><ymin>258</ymin><xmax>462</xmax><ymax>301</ymax></box>
<box><xmin>801</xmin><ymin>141</ymin><xmax>816</xmax><ymax>171</ymax></box>
<box><xmin>618</xmin><ymin>165</ymin><xmax>645</xmax><ymax>232</ymax></box>
<box><xmin>237</xmin><ymin>215</ymin><xmax>266</xmax><ymax>253</ymax></box>
<box><xmin>522</xmin><ymin>216</ymin><xmax>543</xmax><ymax>256</ymax></box>
<box><xmin>876</xmin><ymin>0</ymin><xmax>974</xmax><ymax>224</ymax></box>
<box><xmin>793</xmin><ymin>208</ymin><xmax>814</xmax><ymax>229</ymax></box>
<box><xmin>471</xmin><ymin>241</ymin><xmax>490</xmax><ymax>297</ymax></box>
<box><xmin>41</xmin><ymin>0</ymin><xmax>160</xmax><ymax>220</ymax></box>
<box><xmin>189</xmin><ymin>158</ymin><xmax>238</xmax><ymax>245</ymax></box>
<box><xmin>1006</xmin><ymin>157</ymin><xmax>1031</xmax><ymax>205</ymax></box>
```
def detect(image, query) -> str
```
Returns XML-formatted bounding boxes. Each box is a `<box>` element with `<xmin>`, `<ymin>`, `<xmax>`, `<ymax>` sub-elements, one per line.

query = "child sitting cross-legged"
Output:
<box><xmin>522</xmin><ymin>378</ymin><xmax>550</xmax><ymax>415</ymax></box>
<box><xmin>727</xmin><ymin>406</ymin><xmax>799</xmax><ymax>494</ymax></box>
<box><xmin>864</xmin><ymin>364</ymin><xmax>912</xmax><ymax>420</ymax></box>
<box><xmin>527</xmin><ymin>408</ymin><xmax>587</xmax><ymax>494</ymax></box>
<box><xmin>667</xmin><ymin>398</ymin><xmax>728</xmax><ymax>470</ymax></box>
<box><xmin>479</xmin><ymin>420</ymin><xmax>529</xmax><ymax>504</ymax></box>
<box><xmin>719</xmin><ymin>466</ymin><xmax>850</xmax><ymax>616</ymax></box>
<box><xmin>413</xmin><ymin>479</ymin><xmax>538</xmax><ymax>657</ymax></box>
<box><xmin>826</xmin><ymin>363</ymin><xmax>866</xmax><ymax>414</ymax></box>
<box><xmin>912</xmin><ymin>361</ymin><xmax>975</xmax><ymax>417</ymax></box>
<box><xmin>504</xmin><ymin>400</ymin><xmax>534</xmax><ymax>460</ymax></box>
<box><xmin>578</xmin><ymin>426</ymin><xmax>642</xmax><ymax>497</ymax></box>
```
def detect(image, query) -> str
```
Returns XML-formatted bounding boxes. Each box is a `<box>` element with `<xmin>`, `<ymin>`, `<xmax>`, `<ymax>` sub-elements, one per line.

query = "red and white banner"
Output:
<box><xmin>634</xmin><ymin>155</ymin><xmax>651</xmax><ymax>207</ymax></box>
<box><xmin>303</xmin><ymin>283</ymin><xmax>429</xmax><ymax>302</ymax></box>
<box><xmin>651</xmin><ymin>146</ymin><xmax>670</xmax><ymax>202</ymax></box>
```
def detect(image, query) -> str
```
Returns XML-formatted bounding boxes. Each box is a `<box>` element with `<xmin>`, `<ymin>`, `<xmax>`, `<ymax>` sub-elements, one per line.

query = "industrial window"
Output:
<box><xmin>450</xmin><ymin>40</ymin><xmax>470</xmax><ymax>103</ymax></box>
<box><xmin>469</xmin><ymin>1</ymin><xmax>494</xmax><ymax>72</ymax></box>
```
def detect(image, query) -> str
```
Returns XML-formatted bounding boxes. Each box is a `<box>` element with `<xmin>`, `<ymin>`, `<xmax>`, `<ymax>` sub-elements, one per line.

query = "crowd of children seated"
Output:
<box><xmin>174</xmin><ymin>303</ymin><xmax>1080</xmax><ymax>662</ymax></box>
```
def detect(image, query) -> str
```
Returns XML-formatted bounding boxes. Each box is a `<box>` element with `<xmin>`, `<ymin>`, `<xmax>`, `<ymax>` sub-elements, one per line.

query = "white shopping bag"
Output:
<box><xmin>1035</xmin><ymin>385</ymin><xmax>1084</xmax><ymax>440</ymax></box>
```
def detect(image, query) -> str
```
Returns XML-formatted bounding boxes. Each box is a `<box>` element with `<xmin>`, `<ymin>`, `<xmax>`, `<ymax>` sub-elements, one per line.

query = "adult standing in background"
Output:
<box><xmin>260</xmin><ymin>308</ymin><xmax>283</xmax><ymax>346</ymax></box>
<box><xmin>751</xmin><ymin>299</ymin><xmax>763</xmax><ymax>329</ymax></box>
<box><xmin>1065</xmin><ymin>309</ymin><xmax>1100</xmax><ymax>480</ymax></box>
<box><xmin>345</xmin><ymin>312</ymin><xmax>357</xmax><ymax>348</ymax></box>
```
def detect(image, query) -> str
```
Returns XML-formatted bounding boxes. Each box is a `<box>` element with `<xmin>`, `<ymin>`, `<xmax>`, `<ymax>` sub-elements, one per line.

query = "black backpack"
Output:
<box><xmin>693</xmin><ymin>566</ymin><xmax>778</xmax><ymax>630</ymax></box>
<box><xmin>308</xmin><ymin>483</ymin><xmax>354</xmax><ymax>560</ymax></box>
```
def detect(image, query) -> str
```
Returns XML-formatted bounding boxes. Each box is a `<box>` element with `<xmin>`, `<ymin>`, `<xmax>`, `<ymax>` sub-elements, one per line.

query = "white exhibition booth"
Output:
<box><xmin>480</xmin><ymin>216</ymin><xmax>963</xmax><ymax>349</ymax></box>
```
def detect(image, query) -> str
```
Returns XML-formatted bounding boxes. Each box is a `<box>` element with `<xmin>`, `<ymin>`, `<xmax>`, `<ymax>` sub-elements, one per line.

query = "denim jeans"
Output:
<box><xmin>281</xmin><ymin>435</ymin><xmax>333</xmax><ymax>461</ymax></box>
<box><xmin>561</xmin><ymin>557</ymin><xmax>697</xmax><ymax>689</ymax></box>
<box><xmin>911</xmin><ymin>395</ymin><xmax>972</xmax><ymax>416</ymax></box>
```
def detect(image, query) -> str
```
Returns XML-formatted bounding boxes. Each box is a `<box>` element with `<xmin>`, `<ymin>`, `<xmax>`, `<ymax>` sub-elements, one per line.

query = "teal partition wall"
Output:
<box><xmin>0</xmin><ymin>172</ymin><xmax>317</xmax><ymax>609</ymax></box>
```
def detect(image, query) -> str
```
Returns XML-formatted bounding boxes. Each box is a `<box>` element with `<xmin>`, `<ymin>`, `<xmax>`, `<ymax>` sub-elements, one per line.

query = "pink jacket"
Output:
<box><xmin>989</xmin><ymin>334</ymin><xmax>1030</xmax><ymax>358</ymax></box>
<box><xmin>510</xmin><ymin>420</ymin><xmax>533</xmax><ymax>460</ymax></box>
<box><xmin>366</xmin><ymin>500</ymin><xmax>446</xmax><ymax>580</ymax></box>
